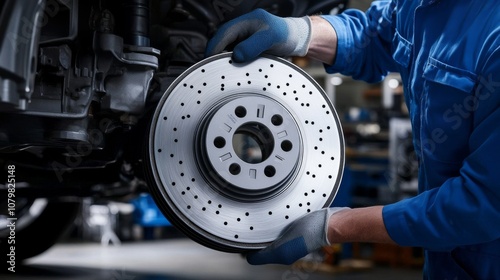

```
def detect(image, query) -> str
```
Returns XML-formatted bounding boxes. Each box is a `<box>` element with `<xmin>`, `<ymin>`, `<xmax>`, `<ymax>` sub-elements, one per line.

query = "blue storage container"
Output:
<box><xmin>130</xmin><ymin>193</ymin><xmax>171</xmax><ymax>227</ymax></box>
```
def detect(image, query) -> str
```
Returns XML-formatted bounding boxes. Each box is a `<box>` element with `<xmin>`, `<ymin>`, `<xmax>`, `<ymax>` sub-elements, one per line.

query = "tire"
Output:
<box><xmin>1</xmin><ymin>199</ymin><xmax>81</xmax><ymax>265</ymax></box>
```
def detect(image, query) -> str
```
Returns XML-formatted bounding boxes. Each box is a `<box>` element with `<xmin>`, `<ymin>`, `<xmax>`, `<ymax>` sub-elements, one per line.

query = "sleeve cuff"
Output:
<box><xmin>382</xmin><ymin>200</ymin><xmax>420</xmax><ymax>247</ymax></box>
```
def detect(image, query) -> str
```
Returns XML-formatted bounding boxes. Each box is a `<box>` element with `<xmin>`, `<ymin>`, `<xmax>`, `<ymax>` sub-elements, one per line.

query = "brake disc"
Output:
<box><xmin>146</xmin><ymin>53</ymin><xmax>344</xmax><ymax>252</ymax></box>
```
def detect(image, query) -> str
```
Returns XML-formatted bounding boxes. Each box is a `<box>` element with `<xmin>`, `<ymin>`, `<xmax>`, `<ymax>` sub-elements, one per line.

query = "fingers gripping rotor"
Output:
<box><xmin>205</xmin><ymin>9</ymin><xmax>312</xmax><ymax>62</ymax></box>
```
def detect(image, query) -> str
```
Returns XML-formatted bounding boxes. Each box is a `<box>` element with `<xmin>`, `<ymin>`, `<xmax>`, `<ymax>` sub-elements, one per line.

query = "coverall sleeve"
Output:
<box><xmin>321</xmin><ymin>0</ymin><xmax>399</xmax><ymax>83</ymax></box>
<box><xmin>383</xmin><ymin>47</ymin><xmax>500</xmax><ymax>251</ymax></box>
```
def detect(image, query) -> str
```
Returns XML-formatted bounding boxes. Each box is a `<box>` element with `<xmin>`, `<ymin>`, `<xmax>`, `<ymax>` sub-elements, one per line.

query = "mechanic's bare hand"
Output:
<box><xmin>246</xmin><ymin>207</ymin><xmax>350</xmax><ymax>265</ymax></box>
<box><xmin>205</xmin><ymin>8</ymin><xmax>312</xmax><ymax>63</ymax></box>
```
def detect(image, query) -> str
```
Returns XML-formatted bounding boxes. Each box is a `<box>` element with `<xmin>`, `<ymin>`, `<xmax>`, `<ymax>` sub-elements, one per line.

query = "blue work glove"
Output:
<box><xmin>205</xmin><ymin>8</ymin><xmax>312</xmax><ymax>63</ymax></box>
<box><xmin>246</xmin><ymin>207</ymin><xmax>349</xmax><ymax>265</ymax></box>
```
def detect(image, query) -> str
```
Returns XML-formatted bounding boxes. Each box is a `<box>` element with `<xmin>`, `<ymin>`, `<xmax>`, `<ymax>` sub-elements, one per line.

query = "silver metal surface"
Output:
<box><xmin>148</xmin><ymin>53</ymin><xmax>345</xmax><ymax>251</ymax></box>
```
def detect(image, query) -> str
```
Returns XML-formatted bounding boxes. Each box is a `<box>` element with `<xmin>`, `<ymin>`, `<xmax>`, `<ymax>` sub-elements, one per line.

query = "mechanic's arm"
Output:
<box><xmin>305</xmin><ymin>16</ymin><xmax>338</xmax><ymax>65</ymax></box>
<box><xmin>382</xmin><ymin>50</ymin><xmax>500</xmax><ymax>250</ymax></box>
<box><xmin>327</xmin><ymin>206</ymin><xmax>394</xmax><ymax>244</ymax></box>
<box><xmin>205</xmin><ymin>1</ymin><xmax>398</xmax><ymax>83</ymax></box>
<box><xmin>246</xmin><ymin>206</ymin><xmax>395</xmax><ymax>265</ymax></box>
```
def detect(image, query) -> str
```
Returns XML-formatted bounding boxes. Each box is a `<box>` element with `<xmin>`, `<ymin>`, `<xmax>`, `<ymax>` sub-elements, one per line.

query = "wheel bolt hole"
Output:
<box><xmin>281</xmin><ymin>140</ymin><xmax>293</xmax><ymax>152</ymax></box>
<box><xmin>264</xmin><ymin>166</ymin><xmax>276</xmax><ymax>177</ymax></box>
<box><xmin>229</xmin><ymin>163</ymin><xmax>241</xmax><ymax>175</ymax></box>
<box><xmin>235</xmin><ymin>106</ymin><xmax>247</xmax><ymax>118</ymax></box>
<box><xmin>214</xmin><ymin>137</ymin><xmax>226</xmax><ymax>149</ymax></box>
<box><xmin>271</xmin><ymin>114</ymin><xmax>283</xmax><ymax>126</ymax></box>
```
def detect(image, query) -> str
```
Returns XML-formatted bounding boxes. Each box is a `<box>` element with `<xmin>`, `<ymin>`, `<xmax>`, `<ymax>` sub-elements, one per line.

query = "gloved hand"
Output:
<box><xmin>205</xmin><ymin>8</ymin><xmax>312</xmax><ymax>63</ymax></box>
<box><xmin>246</xmin><ymin>207</ymin><xmax>350</xmax><ymax>265</ymax></box>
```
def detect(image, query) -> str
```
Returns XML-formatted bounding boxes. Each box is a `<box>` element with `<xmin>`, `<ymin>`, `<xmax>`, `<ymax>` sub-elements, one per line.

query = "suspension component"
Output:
<box><xmin>121</xmin><ymin>0</ymin><xmax>150</xmax><ymax>47</ymax></box>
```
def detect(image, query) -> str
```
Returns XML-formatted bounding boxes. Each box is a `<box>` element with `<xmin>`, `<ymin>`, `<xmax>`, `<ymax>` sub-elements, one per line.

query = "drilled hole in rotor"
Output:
<box><xmin>214</xmin><ymin>137</ymin><xmax>226</xmax><ymax>149</ymax></box>
<box><xmin>235</xmin><ymin>106</ymin><xmax>247</xmax><ymax>118</ymax></box>
<box><xmin>271</xmin><ymin>115</ymin><xmax>283</xmax><ymax>126</ymax></box>
<box><xmin>229</xmin><ymin>163</ymin><xmax>241</xmax><ymax>175</ymax></box>
<box><xmin>233</xmin><ymin>122</ymin><xmax>274</xmax><ymax>164</ymax></box>
<box><xmin>281</xmin><ymin>140</ymin><xmax>293</xmax><ymax>152</ymax></box>
<box><xmin>264</xmin><ymin>166</ymin><xmax>276</xmax><ymax>177</ymax></box>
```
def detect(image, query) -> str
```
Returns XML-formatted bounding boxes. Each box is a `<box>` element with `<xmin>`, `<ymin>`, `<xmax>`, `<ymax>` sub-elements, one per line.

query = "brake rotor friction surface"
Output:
<box><xmin>148</xmin><ymin>53</ymin><xmax>344</xmax><ymax>252</ymax></box>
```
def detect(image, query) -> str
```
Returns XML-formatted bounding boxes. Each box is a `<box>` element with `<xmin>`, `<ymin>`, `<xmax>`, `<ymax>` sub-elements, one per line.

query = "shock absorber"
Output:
<box><xmin>121</xmin><ymin>0</ymin><xmax>150</xmax><ymax>47</ymax></box>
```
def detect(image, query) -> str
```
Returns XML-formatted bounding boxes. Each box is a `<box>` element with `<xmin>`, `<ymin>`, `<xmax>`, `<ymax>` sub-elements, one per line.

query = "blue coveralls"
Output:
<box><xmin>322</xmin><ymin>1</ymin><xmax>500</xmax><ymax>279</ymax></box>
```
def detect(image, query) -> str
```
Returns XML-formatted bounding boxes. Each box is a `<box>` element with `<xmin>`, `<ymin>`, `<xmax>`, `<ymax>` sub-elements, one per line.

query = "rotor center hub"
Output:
<box><xmin>232</xmin><ymin>122</ymin><xmax>274</xmax><ymax>164</ymax></box>
<box><xmin>202</xmin><ymin>95</ymin><xmax>302</xmax><ymax>197</ymax></box>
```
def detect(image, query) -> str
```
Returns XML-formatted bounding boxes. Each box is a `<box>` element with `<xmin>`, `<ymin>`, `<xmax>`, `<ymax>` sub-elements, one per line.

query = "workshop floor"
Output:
<box><xmin>3</xmin><ymin>236</ymin><xmax>423</xmax><ymax>280</ymax></box>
